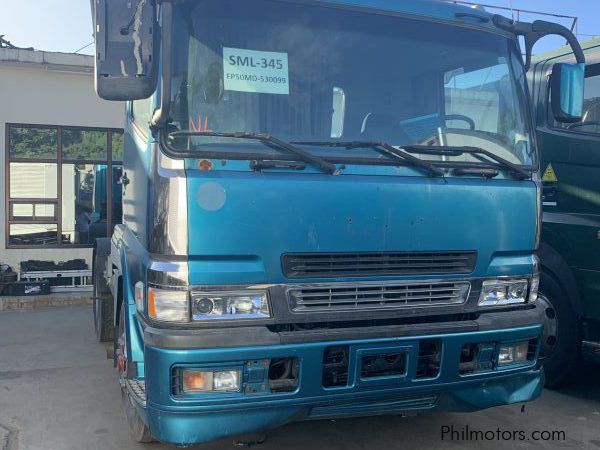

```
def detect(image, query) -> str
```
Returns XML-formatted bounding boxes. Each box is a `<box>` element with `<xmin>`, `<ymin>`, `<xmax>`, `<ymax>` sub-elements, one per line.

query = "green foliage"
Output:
<box><xmin>9</xmin><ymin>127</ymin><xmax>117</xmax><ymax>161</ymax></box>
<box><xmin>9</xmin><ymin>127</ymin><xmax>57</xmax><ymax>159</ymax></box>
<box><xmin>62</xmin><ymin>129</ymin><xmax>107</xmax><ymax>160</ymax></box>
<box><xmin>112</xmin><ymin>131</ymin><xmax>124</xmax><ymax>161</ymax></box>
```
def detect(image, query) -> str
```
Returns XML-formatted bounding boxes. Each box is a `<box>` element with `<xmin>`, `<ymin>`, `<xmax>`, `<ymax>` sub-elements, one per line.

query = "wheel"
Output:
<box><xmin>536</xmin><ymin>272</ymin><xmax>580</xmax><ymax>388</ymax></box>
<box><xmin>117</xmin><ymin>303</ymin><xmax>154</xmax><ymax>443</ymax></box>
<box><xmin>93</xmin><ymin>240</ymin><xmax>114</xmax><ymax>342</ymax></box>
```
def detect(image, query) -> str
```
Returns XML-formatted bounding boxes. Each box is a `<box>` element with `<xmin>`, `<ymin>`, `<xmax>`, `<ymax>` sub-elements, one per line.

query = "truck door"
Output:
<box><xmin>539</xmin><ymin>51</ymin><xmax>600</xmax><ymax>322</ymax></box>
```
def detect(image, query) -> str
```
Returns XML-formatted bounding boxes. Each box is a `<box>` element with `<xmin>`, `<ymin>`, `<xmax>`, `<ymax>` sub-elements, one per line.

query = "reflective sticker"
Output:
<box><xmin>197</xmin><ymin>182</ymin><xmax>226</xmax><ymax>211</ymax></box>
<box><xmin>541</xmin><ymin>163</ymin><xmax>558</xmax><ymax>182</ymax></box>
<box><xmin>223</xmin><ymin>47</ymin><xmax>289</xmax><ymax>95</ymax></box>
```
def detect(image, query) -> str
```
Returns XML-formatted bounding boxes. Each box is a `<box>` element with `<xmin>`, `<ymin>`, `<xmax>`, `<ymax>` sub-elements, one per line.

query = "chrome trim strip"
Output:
<box><xmin>148</xmin><ymin>260</ymin><xmax>189</xmax><ymax>286</ymax></box>
<box><xmin>148</xmin><ymin>143</ymin><xmax>189</xmax><ymax>256</ymax></box>
<box><xmin>190</xmin><ymin>284</ymin><xmax>277</xmax><ymax>292</ymax></box>
<box><xmin>283</xmin><ymin>278</ymin><xmax>472</xmax><ymax>290</ymax></box>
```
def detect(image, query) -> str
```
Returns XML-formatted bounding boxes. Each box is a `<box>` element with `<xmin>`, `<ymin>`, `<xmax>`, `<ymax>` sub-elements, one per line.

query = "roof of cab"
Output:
<box><xmin>314</xmin><ymin>0</ymin><xmax>503</xmax><ymax>31</ymax></box>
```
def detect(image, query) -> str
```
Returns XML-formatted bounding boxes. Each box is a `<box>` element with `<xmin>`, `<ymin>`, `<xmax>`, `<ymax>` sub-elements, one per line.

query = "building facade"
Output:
<box><xmin>0</xmin><ymin>48</ymin><xmax>124</xmax><ymax>271</ymax></box>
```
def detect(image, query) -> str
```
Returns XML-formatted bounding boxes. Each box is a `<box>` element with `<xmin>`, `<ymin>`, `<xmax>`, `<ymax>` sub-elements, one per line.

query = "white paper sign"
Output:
<box><xmin>223</xmin><ymin>47</ymin><xmax>289</xmax><ymax>95</ymax></box>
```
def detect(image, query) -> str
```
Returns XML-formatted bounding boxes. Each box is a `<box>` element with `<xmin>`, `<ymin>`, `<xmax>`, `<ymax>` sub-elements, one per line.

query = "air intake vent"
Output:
<box><xmin>287</xmin><ymin>281</ymin><xmax>470</xmax><ymax>312</ymax></box>
<box><xmin>282</xmin><ymin>251</ymin><xmax>476</xmax><ymax>278</ymax></box>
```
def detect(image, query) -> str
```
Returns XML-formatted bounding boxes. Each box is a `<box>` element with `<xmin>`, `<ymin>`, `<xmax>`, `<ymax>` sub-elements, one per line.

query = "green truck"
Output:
<box><xmin>530</xmin><ymin>37</ymin><xmax>600</xmax><ymax>386</ymax></box>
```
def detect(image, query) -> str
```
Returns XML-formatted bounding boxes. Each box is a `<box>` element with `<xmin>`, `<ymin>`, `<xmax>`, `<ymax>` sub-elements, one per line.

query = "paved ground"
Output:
<box><xmin>0</xmin><ymin>306</ymin><xmax>599</xmax><ymax>450</ymax></box>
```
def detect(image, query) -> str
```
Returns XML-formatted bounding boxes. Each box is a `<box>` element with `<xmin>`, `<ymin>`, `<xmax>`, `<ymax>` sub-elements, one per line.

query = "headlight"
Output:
<box><xmin>148</xmin><ymin>287</ymin><xmax>189</xmax><ymax>322</ymax></box>
<box><xmin>478</xmin><ymin>279</ymin><xmax>529</xmax><ymax>306</ymax></box>
<box><xmin>191</xmin><ymin>290</ymin><xmax>270</xmax><ymax>320</ymax></box>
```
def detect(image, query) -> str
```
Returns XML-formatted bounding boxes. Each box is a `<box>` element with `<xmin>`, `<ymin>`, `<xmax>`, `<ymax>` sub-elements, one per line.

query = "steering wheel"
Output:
<box><xmin>568</xmin><ymin>121</ymin><xmax>600</xmax><ymax>130</ymax></box>
<box><xmin>444</xmin><ymin>114</ymin><xmax>475</xmax><ymax>130</ymax></box>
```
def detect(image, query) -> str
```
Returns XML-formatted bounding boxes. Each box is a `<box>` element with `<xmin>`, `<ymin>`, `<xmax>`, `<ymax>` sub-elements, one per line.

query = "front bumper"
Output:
<box><xmin>141</xmin><ymin>307</ymin><xmax>544</xmax><ymax>446</ymax></box>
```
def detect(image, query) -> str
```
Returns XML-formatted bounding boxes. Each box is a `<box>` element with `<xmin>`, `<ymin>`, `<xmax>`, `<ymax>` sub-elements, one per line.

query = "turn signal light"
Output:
<box><xmin>147</xmin><ymin>287</ymin><xmax>189</xmax><ymax>322</ymax></box>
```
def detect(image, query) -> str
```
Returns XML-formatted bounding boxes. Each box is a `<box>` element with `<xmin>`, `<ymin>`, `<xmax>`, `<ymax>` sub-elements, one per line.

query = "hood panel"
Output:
<box><xmin>187</xmin><ymin>172</ymin><xmax>537</xmax><ymax>284</ymax></box>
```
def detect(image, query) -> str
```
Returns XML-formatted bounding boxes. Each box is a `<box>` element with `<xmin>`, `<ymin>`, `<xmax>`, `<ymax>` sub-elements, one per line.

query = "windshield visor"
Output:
<box><xmin>168</xmin><ymin>0</ymin><xmax>534</xmax><ymax>166</ymax></box>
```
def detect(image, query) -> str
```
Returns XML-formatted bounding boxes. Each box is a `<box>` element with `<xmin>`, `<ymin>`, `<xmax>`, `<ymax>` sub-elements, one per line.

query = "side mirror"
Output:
<box><xmin>550</xmin><ymin>63</ymin><xmax>585</xmax><ymax>123</ymax></box>
<box><xmin>93</xmin><ymin>0</ymin><xmax>158</xmax><ymax>100</ymax></box>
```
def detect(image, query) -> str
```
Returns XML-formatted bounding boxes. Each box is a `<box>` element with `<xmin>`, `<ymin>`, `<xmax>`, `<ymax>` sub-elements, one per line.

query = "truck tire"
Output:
<box><xmin>93</xmin><ymin>239</ymin><xmax>114</xmax><ymax>342</ymax></box>
<box><xmin>117</xmin><ymin>303</ymin><xmax>154</xmax><ymax>443</ymax></box>
<box><xmin>537</xmin><ymin>271</ymin><xmax>580</xmax><ymax>388</ymax></box>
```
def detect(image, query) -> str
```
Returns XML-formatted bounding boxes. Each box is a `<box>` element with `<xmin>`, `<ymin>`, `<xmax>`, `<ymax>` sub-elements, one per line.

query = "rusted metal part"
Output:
<box><xmin>0</xmin><ymin>35</ymin><xmax>33</xmax><ymax>50</ymax></box>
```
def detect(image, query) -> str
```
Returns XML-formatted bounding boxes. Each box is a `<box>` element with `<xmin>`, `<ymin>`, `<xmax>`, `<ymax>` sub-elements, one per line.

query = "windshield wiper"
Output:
<box><xmin>167</xmin><ymin>130</ymin><xmax>339</xmax><ymax>175</ymax></box>
<box><xmin>292</xmin><ymin>140</ymin><xmax>444</xmax><ymax>177</ymax></box>
<box><xmin>401</xmin><ymin>145</ymin><xmax>530</xmax><ymax>180</ymax></box>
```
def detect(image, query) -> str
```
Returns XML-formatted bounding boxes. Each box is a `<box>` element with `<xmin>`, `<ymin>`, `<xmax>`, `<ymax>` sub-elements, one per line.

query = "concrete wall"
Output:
<box><xmin>0</xmin><ymin>50</ymin><xmax>125</xmax><ymax>270</ymax></box>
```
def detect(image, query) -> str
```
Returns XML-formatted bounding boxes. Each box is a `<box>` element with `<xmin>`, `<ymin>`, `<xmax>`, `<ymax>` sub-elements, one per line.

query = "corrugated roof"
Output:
<box><xmin>0</xmin><ymin>48</ymin><xmax>93</xmax><ymax>73</ymax></box>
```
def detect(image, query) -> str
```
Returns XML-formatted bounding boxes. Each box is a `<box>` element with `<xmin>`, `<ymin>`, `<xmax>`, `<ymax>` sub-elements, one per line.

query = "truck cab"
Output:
<box><xmin>91</xmin><ymin>0</ymin><xmax>585</xmax><ymax>445</ymax></box>
<box><xmin>529</xmin><ymin>38</ymin><xmax>600</xmax><ymax>386</ymax></box>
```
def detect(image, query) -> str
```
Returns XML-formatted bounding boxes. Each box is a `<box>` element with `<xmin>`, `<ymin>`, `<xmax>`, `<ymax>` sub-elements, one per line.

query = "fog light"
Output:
<box><xmin>498</xmin><ymin>342</ymin><xmax>529</xmax><ymax>365</ymax></box>
<box><xmin>213</xmin><ymin>370</ymin><xmax>240</xmax><ymax>391</ymax></box>
<box><xmin>181</xmin><ymin>369</ymin><xmax>241</xmax><ymax>393</ymax></box>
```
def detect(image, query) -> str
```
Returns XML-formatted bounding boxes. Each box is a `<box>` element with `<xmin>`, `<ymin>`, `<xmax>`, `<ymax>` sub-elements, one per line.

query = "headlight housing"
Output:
<box><xmin>478</xmin><ymin>278</ymin><xmax>531</xmax><ymax>306</ymax></box>
<box><xmin>191</xmin><ymin>290</ymin><xmax>270</xmax><ymax>320</ymax></box>
<box><xmin>142</xmin><ymin>285</ymin><xmax>271</xmax><ymax>323</ymax></box>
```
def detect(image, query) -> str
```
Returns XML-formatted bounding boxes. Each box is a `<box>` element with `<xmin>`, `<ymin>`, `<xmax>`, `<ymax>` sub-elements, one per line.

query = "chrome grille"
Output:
<box><xmin>282</xmin><ymin>251</ymin><xmax>476</xmax><ymax>278</ymax></box>
<box><xmin>287</xmin><ymin>281</ymin><xmax>470</xmax><ymax>312</ymax></box>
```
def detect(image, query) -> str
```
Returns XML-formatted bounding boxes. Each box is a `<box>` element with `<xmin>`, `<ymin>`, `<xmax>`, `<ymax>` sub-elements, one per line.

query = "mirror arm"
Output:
<box><xmin>150</xmin><ymin>1</ymin><xmax>173</xmax><ymax>137</ymax></box>
<box><xmin>492</xmin><ymin>15</ymin><xmax>585</xmax><ymax>71</ymax></box>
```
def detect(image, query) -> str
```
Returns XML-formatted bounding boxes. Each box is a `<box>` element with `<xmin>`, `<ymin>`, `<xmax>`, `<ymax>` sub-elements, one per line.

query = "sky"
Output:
<box><xmin>0</xmin><ymin>0</ymin><xmax>598</xmax><ymax>56</ymax></box>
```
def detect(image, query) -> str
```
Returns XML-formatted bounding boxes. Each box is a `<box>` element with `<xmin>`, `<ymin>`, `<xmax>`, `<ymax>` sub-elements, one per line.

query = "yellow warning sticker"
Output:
<box><xmin>542</xmin><ymin>163</ymin><xmax>558</xmax><ymax>182</ymax></box>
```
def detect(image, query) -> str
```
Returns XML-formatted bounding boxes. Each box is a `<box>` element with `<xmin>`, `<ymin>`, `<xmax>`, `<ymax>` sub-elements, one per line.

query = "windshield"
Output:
<box><xmin>168</xmin><ymin>0</ymin><xmax>534</xmax><ymax>166</ymax></box>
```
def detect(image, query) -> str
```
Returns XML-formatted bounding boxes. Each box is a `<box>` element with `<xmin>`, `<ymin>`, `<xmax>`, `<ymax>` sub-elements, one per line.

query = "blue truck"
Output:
<box><xmin>91</xmin><ymin>0</ymin><xmax>586</xmax><ymax>445</ymax></box>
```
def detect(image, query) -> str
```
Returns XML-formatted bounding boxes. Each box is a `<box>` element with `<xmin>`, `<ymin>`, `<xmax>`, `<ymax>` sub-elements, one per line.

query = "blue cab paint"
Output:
<box><xmin>93</xmin><ymin>0</ymin><xmax>559</xmax><ymax>446</ymax></box>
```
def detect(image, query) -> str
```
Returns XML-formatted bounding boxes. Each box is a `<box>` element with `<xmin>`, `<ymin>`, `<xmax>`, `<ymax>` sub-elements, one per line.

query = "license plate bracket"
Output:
<box><xmin>355</xmin><ymin>343</ymin><xmax>416</xmax><ymax>387</ymax></box>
